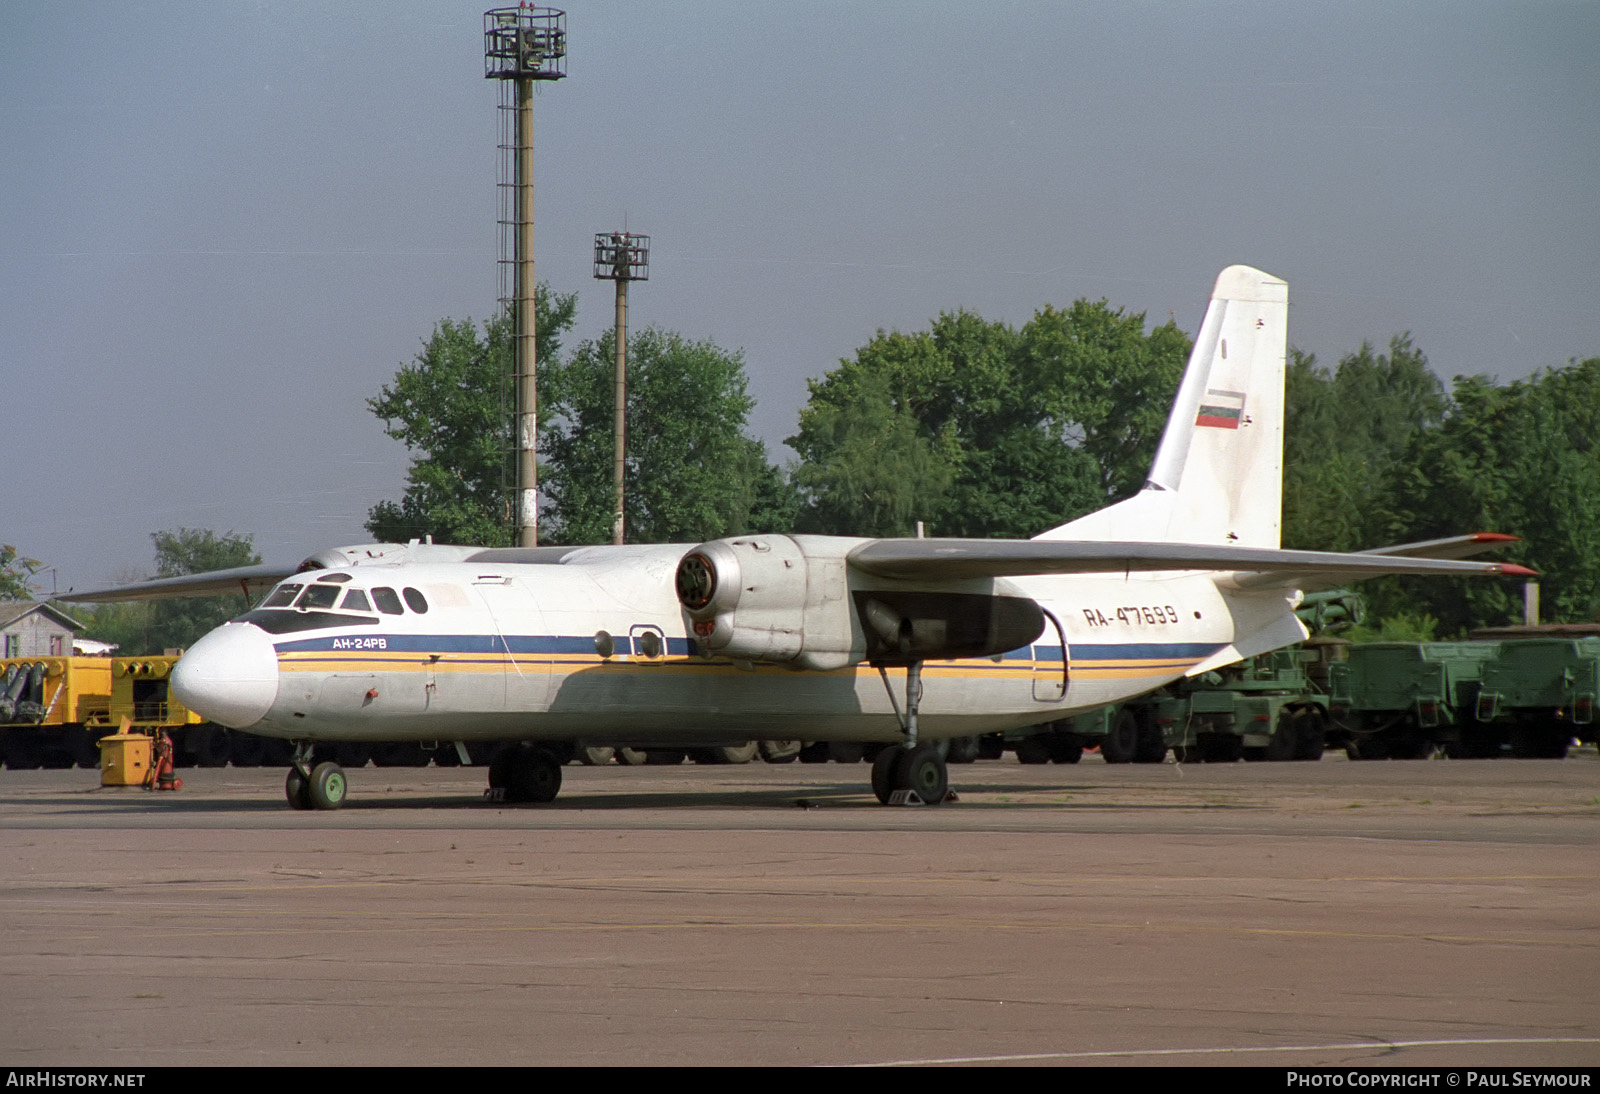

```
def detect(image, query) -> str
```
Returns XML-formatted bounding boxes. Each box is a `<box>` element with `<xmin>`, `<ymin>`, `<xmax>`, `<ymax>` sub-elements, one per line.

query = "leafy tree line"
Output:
<box><xmin>1290</xmin><ymin>346</ymin><xmax>1600</xmax><ymax>634</ymax></box>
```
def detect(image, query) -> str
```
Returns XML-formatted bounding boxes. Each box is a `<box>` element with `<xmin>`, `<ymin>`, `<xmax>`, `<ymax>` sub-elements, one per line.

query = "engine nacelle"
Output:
<box><xmin>676</xmin><ymin>535</ymin><xmax>862</xmax><ymax>671</ymax></box>
<box><xmin>676</xmin><ymin>535</ymin><xmax>1048</xmax><ymax>671</ymax></box>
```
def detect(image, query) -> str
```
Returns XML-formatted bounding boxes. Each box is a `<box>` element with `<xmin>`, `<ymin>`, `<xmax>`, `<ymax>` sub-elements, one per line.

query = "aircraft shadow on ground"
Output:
<box><xmin>29</xmin><ymin>777</ymin><xmax>1262</xmax><ymax>814</ymax></box>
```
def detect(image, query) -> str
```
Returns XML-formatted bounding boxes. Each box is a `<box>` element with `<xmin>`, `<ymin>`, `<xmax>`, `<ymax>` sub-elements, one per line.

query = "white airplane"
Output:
<box><xmin>62</xmin><ymin>266</ymin><xmax>1530</xmax><ymax>810</ymax></box>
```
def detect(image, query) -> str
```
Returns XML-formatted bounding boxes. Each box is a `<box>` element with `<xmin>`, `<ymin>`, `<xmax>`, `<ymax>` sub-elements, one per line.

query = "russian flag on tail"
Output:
<box><xmin>1195</xmin><ymin>388</ymin><xmax>1245</xmax><ymax>429</ymax></box>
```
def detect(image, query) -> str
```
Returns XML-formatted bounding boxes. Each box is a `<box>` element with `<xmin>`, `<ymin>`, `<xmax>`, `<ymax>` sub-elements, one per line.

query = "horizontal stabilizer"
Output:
<box><xmin>848</xmin><ymin>538</ymin><xmax>1534</xmax><ymax>583</ymax></box>
<box><xmin>1357</xmin><ymin>532</ymin><xmax>1519</xmax><ymax>560</ymax></box>
<box><xmin>1230</xmin><ymin>533</ymin><xmax>1527</xmax><ymax>591</ymax></box>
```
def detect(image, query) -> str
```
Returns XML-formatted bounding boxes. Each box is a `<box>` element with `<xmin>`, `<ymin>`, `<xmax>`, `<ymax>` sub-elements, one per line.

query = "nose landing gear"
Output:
<box><xmin>285</xmin><ymin>743</ymin><xmax>347</xmax><ymax>810</ymax></box>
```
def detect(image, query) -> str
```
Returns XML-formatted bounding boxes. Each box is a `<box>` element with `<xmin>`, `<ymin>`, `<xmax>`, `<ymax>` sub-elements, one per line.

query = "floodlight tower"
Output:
<box><xmin>485</xmin><ymin>7</ymin><xmax>566</xmax><ymax>547</ymax></box>
<box><xmin>593</xmin><ymin>231</ymin><xmax>650</xmax><ymax>545</ymax></box>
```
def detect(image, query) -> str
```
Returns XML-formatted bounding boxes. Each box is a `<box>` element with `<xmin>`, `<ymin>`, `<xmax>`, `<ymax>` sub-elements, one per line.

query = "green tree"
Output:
<box><xmin>789</xmin><ymin>299</ymin><xmax>1185</xmax><ymax>537</ymax></box>
<box><xmin>148</xmin><ymin>529</ymin><xmax>261</xmax><ymax>653</ymax></box>
<box><xmin>1282</xmin><ymin>336</ymin><xmax>1449</xmax><ymax>552</ymax></box>
<box><xmin>1018</xmin><ymin>298</ymin><xmax>1192</xmax><ymax>501</ymax></box>
<box><xmin>1</xmin><ymin>544</ymin><xmax>41</xmax><ymax>601</ymax></box>
<box><xmin>74</xmin><ymin>598</ymin><xmax>151</xmax><ymax>657</ymax></box>
<box><xmin>1381</xmin><ymin>359</ymin><xmax>1600</xmax><ymax>632</ymax></box>
<box><xmin>366</xmin><ymin>286</ymin><xmax>578</xmax><ymax>545</ymax></box>
<box><xmin>539</xmin><ymin>328</ymin><xmax>797</xmax><ymax>544</ymax></box>
<box><xmin>78</xmin><ymin>530</ymin><xmax>261</xmax><ymax>654</ymax></box>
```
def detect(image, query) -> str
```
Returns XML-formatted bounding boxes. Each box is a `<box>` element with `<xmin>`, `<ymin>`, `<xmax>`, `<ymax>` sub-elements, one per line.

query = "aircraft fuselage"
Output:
<box><xmin>172</xmin><ymin>542</ymin><xmax>1281</xmax><ymax>746</ymax></box>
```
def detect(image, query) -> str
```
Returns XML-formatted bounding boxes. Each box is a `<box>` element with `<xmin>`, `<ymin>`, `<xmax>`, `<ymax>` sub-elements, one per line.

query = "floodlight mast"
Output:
<box><xmin>593</xmin><ymin>232</ymin><xmax>650</xmax><ymax>545</ymax></box>
<box><xmin>485</xmin><ymin>7</ymin><xmax>566</xmax><ymax>547</ymax></box>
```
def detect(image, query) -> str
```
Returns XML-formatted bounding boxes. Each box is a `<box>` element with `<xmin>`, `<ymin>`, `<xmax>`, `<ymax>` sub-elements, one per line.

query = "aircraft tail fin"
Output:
<box><xmin>1036</xmin><ymin>264</ymin><xmax>1287</xmax><ymax>547</ymax></box>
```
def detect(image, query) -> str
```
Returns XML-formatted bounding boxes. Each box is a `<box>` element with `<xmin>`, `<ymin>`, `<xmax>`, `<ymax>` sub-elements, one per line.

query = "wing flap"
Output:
<box><xmin>847</xmin><ymin>538</ymin><xmax>1534</xmax><ymax>583</ymax></box>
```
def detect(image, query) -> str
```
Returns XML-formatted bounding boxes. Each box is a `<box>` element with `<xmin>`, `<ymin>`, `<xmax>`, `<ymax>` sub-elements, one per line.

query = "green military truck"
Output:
<box><xmin>1326</xmin><ymin>640</ymin><xmax>1502</xmax><ymax>758</ymax></box>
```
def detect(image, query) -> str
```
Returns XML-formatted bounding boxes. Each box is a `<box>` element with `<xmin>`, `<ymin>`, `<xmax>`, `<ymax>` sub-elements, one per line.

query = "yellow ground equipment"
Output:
<box><xmin>97</xmin><ymin>718</ymin><xmax>152</xmax><ymax>786</ymax></box>
<box><xmin>0</xmin><ymin>656</ymin><xmax>114</xmax><ymax>768</ymax></box>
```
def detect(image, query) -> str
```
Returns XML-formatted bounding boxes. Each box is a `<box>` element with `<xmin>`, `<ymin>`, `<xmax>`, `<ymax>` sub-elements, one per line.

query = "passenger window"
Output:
<box><xmin>296</xmin><ymin>585</ymin><xmax>341</xmax><ymax>610</ymax></box>
<box><xmin>371</xmin><ymin>587</ymin><xmax>404</xmax><ymax>615</ymax></box>
<box><xmin>340</xmin><ymin>589</ymin><xmax>373</xmax><ymax>613</ymax></box>
<box><xmin>403</xmin><ymin>587</ymin><xmax>429</xmax><ymax>614</ymax></box>
<box><xmin>261</xmin><ymin>584</ymin><xmax>301</xmax><ymax>609</ymax></box>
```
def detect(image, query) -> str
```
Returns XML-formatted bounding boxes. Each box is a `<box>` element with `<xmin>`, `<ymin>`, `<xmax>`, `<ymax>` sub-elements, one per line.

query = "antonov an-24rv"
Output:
<box><xmin>65</xmin><ymin>266</ymin><xmax>1531</xmax><ymax>810</ymax></box>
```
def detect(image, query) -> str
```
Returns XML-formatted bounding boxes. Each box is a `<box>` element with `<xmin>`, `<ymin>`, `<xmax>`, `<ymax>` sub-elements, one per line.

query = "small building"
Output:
<box><xmin>0</xmin><ymin>602</ymin><xmax>84</xmax><ymax>659</ymax></box>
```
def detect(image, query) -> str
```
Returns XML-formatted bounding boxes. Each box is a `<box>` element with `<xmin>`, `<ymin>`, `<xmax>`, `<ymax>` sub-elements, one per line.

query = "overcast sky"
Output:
<box><xmin>4</xmin><ymin>1</ymin><xmax>1597</xmax><ymax>592</ymax></box>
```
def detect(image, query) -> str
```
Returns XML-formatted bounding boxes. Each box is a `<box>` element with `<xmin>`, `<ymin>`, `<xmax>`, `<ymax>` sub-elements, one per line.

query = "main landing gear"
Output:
<box><xmin>285</xmin><ymin>743</ymin><xmax>347</xmax><ymax>810</ymax></box>
<box><xmin>871</xmin><ymin>660</ymin><xmax>954</xmax><ymax>806</ymax></box>
<box><xmin>485</xmin><ymin>743</ymin><xmax>563</xmax><ymax>804</ymax></box>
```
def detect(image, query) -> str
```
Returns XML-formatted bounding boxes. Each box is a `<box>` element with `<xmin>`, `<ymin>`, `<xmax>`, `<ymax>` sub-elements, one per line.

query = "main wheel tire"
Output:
<box><xmin>577</xmin><ymin>745</ymin><xmax>616</xmax><ymax>766</ymax></box>
<box><xmin>896</xmin><ymin>744</ymin><xmax>949</xmax><ymax>805</ymax></box>
<box><xmin>285</xmin><ymin>767</ymin><xmax>312</xmax><ymax>810</ymax></box>
<box><xmin>307</xmin><ymin>762</ymin><xmax>347</xmax><ymax>810</ymax></box>
<box><xmin>488</xmin><ymin>744</ymin><xmax>519</xmax><ymax>788</ymax></box>
<box><xmin>871</xmin><ymin>746</ymin><xmax>901</xmax><ymax>805</ymax></box>
<box><xmin>615</xmin><ymin>747</ymin><xmax>649</xmax><ymax>766</ymax></box>
<box><xmin>507</xmin><ymin>748</ymin><xmax>562</xmax><ymax>804</ymax></box>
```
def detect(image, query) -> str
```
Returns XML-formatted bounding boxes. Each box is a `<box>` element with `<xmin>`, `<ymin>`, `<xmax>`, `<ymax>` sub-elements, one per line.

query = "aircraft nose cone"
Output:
<box><xmin>172</xmin><ymin>622</ymin><xmax>279</xmax><ymax>728</ymax></box>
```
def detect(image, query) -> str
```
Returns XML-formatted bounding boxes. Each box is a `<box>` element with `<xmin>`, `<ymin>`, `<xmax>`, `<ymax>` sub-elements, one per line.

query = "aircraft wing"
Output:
<box><xmin>53</xmin><ymin>564</ymin><xmax>298</xmax><ymax>604</ymax></box>
<box><xmin>847</xmin><ymin>538</ymin><xmax>1535</xmax><ymax>583</ymax></box>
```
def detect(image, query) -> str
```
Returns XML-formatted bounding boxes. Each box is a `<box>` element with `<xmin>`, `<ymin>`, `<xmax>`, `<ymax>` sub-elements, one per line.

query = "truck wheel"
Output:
<box><xmin>1101</xmin><ymin>710</ymin><xmax>1139</xmax><ymax>764</ymax></box>
<box><xmin>1292</xmin><ymin>710</ymin><xmax>1327</xmax><ymax>760</ymax></box>
<box><xmin>1267</xmin><ymin>711</ymin><xmax>1300</xmax><ymax>761</ymax></box>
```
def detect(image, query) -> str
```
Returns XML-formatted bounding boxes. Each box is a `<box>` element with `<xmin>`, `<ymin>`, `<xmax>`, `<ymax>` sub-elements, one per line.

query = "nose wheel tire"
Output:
<box><xmin>285</xmin><ymin>768</ymin><xmax>312</xmax><ymax>810</ymax></box>
<box><xmin>308</xmin><ymin>762</ymin><xmax>348</xmax><ymax>809</ymax></box>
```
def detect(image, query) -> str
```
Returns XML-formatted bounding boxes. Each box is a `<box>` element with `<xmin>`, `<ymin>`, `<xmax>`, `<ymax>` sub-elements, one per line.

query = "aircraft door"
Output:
<box><xmin>473</xmin><ymin>577</ymin><xmax>548</xmax><ymax>712</ymax></box>
<box><xmin>1032</xmin><ymin>609</ymin><xmax>1069</xmax><ymax>702</ymax></box>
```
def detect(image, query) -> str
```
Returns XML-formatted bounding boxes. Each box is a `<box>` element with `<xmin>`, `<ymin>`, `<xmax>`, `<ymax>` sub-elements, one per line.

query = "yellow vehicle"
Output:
<box><xmin>0</xmin><ymin>656</ymin><xmax>113</xmax><ymax>768</ymax></box>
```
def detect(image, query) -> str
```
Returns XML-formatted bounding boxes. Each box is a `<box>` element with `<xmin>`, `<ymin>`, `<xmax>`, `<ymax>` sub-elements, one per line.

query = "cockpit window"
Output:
<box><xmin>403</xmin><ymin>587</ymin><xmax>430</xmax><ymax>614</ymax></box>
<box><xmin>296</xmin><ymin>585</ymin><xmax>342</xmax><ymax>610</ymax></box>
<box><xmin>339</xmin><ymin>589</ymin><xmax>373</xmax><ymax>613</ymax></box>
<box><xmin>260</xmin><ymin>584</ymin><xmax>302</xmax><ymax>609</ymax></box>
<box><xmin>236</xmin><ymin>609</ymin><xmax>380</xmax><ymax>634</ymax></box>
<box><xmin>371</xmin><ymin>587</ymin><xmax>404</xmax><ymax>615</ymax></box>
